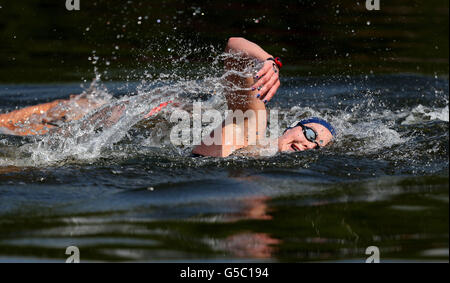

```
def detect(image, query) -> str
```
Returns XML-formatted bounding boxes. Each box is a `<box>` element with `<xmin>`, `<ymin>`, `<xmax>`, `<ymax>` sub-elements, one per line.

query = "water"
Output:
<box><xmin>0</xmin><ymin>71</ymin><xmax>448</xmax><ymax>262</ymax></box>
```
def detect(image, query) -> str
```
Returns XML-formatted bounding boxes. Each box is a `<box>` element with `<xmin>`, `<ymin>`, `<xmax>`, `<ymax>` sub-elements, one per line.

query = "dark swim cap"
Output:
<box><xmin>287</xmin><ymin>117</ymin><xmax>336</xmax><ymax>137</ymax></box>
<box><xmin>299</xmin><ymin>117</ymin><xmax>336</xmax><ymax>137</ymax></box>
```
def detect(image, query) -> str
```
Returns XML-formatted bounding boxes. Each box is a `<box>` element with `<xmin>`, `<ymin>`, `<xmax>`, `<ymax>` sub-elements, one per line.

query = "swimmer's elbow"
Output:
<box><xmin>226</xmin><ymin>37</ymin><xmax>245</xmax><ymax>50</ymax></box>
<box><xmin>228</xmin><ymin>37</ymin><xmax>244</xmax><ymax>43</ymax></box>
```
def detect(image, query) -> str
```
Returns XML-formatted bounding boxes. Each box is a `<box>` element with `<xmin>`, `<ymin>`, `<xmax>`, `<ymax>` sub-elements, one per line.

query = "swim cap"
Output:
<box><xmin>298</xmin><ymin>117</ymin><xmax>336</xmax><ymax>137</ymax></box>
<box><xmin>285</xmin><ymin>117</ymin><xmax>336</xmax><ymax>137</ymax></box>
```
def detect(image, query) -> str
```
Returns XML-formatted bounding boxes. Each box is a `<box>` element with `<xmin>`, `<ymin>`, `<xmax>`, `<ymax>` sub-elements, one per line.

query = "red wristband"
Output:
<box><xmin>267</xmin><ymin>57</ymin><xmax>283</xmax><ymax>69</ymax></box>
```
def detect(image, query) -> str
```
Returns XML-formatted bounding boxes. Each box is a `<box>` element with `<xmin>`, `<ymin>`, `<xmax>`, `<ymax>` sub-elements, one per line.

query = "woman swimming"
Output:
<box><xmin>0</xmin><ymin>37</ymin><xmax>335</xmax><ymax>156</ymax></box>
<box><xmin>192</xmin><ymin>37</ymin><xmax>335</xmax><ymax>157</ymax></box>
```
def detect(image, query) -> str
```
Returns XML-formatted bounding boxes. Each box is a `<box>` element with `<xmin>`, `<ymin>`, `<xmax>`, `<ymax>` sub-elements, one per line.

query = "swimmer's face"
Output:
<box><xmin>278</xmin><ymin>123</ymin><xmax>333</xmax><ymax>152</ymax></box>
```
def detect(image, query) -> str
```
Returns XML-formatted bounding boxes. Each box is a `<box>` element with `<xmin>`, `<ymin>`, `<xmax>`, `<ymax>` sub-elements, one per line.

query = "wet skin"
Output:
<box><xmin>277</xmin><ymin>122</ymin><xmax>333</xmax><ymax>152</ymax></box>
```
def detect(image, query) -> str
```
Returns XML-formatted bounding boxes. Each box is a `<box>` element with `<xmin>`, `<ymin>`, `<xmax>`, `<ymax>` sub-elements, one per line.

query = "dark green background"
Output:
<box><xmin>0</xmin><ymin>0</ymin><xmax>448</xmax><ymax>82</ymax></box>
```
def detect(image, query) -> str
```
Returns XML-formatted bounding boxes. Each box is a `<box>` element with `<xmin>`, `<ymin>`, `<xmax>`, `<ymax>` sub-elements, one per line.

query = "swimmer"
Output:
<box><xmin>0</xmin><ymin>37</ymin><xmax>335</xmax><ymax>156</ymax></box>
<box><xmin>192</xmin><ymin>37</ymin><xmax>335</xmax><ymax>157</ymax></box>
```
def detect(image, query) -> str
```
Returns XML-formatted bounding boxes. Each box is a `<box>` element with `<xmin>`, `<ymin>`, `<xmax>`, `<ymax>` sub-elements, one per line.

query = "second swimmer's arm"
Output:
<box><xmin>0</xmin><ymin>99</ymin><xmax>67</xmax><ymax>126</ymax></box>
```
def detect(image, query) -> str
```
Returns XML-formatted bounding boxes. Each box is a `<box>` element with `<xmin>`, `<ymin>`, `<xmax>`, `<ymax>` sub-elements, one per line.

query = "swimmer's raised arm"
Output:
<box><xmin>225</xmin><ymin>37</ymin><xmax>281</xmax><ymax>103</ymax></box>
<box><xmin>223</xmin><ymin>38</ymin><xmax>268</xmax><ymax>114</ymax></box>
<box><xmin>192</xmin><ymin>37</ymin><xmax>280</xmax><ymax>157</ymax></box>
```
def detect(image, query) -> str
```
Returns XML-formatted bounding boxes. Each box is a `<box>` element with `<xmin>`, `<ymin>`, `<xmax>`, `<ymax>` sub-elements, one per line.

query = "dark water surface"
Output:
<box><xmin>0</xmin><ymin>0</ymin><xmax>448</xmax><ymax>263</ymax></box>
<box><xmin>0</xmin><ymin>73</ymin><xmax>448</xmax><ymax>262</ymax></box>
<box><xmin>1</xmin><ymin>0</ymin><xmax>448</xmax><ymax>82</ymax></box>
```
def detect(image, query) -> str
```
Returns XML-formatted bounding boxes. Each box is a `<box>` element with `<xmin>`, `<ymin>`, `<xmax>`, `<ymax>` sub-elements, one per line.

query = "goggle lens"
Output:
<box><xmin>304</xmin><ymin>127</ymin><xmax>317</xmax><ymax>143</ymax></box>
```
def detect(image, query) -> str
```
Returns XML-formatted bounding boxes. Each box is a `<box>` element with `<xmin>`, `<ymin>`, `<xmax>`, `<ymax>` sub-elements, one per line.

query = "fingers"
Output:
<box><xmin>262</xmin><ymin>80</ymin><xmax>280</xmax><ymax>103</ymax></box>
<box><xmin>253</xmin><ymin>68</ymin><xmax>275</xmax><ymax>93</ymax></box>
<box><xmin>255</xmin><ymin>62</ymin><xmax>271</xmax><ymax>81</ymax></box>
<box><xmin>251</xmin><ymin>63</ymin><xmax>271</xmax><ymax>90</ymax></box>
<box><xmin>260</xmin><ymin>72</ymin><xmax>279</xmax><ymax>97</ymax></box>
<box><xmin>251</xmin><ymin>61</ymin><xmax>281</xmax><ymax>104</ymax></box>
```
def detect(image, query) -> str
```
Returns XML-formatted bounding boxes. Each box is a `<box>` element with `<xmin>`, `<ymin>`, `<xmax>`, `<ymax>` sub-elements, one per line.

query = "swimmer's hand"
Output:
<box><xmin>251</xmin><ymin>60</ymin><xmax>281</xmax><ymax>103</ymax></box>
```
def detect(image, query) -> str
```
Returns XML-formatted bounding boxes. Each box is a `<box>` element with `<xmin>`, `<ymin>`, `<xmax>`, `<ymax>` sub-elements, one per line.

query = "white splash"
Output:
<box><xmin>401</xmin><ymin>104</ymin><xmax>449</xmax><ymax>125</ymax></box>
